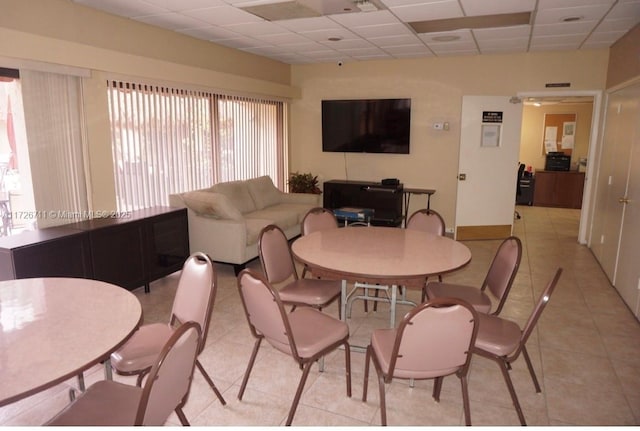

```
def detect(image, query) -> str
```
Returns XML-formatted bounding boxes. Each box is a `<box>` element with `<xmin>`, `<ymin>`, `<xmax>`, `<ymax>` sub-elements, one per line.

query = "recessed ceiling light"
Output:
<box><xmin>561</xmin><ymin>16</ymin><xmax>583</xmax><ymax>22</ymax></box>
<box><xmin>328</xmin><ymin>36</ymin><xmax>343</xmax><ymax>42</ymax></box>
<box><xmin>432</xmin><ymin>35</ymin><xmax>461</xmax><ymax>42</ymax></box>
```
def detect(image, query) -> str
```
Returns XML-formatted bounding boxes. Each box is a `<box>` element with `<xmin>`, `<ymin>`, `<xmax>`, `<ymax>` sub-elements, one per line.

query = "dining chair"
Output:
<box><xmin>472</xmin><ymin>267</ymin><xmax>563</xmax><ymax>425</ymax></box>
<box><xmin>300</xmin><ymin>207</ymin><xmax>339</xmax><ymax>278</ymax></box>
<box><xmin>110</xmin><ymin>252</ymin><xmax>226</xmax><ymax>407</ymax></box>
<box><xmin>236</xmin><ymin>269</ymin><xmax>352</xmax><ymax>426</ymax></box>
<box><xmin>258</xmin><ymin>224</ymin><xmax>341</xmax><ymax>315</ymax></box>
<box><xmin>405</xmin><ymin>208</ymin><xmax>447</xmax><ymax>302</ymax></box>
<box><xmin>426</xmin><ymin>236</ymin><xmax>522</xmax><ymax>315</ymax></box>
<box><xmin>47</xmin><ymin>321</ymin><xmax>201</xmax><ymax>426</ymax></box>
<box><xmin>362</xmin><ymin>297</ymin><xmax>479</xmax><ymax>426</ymax></box>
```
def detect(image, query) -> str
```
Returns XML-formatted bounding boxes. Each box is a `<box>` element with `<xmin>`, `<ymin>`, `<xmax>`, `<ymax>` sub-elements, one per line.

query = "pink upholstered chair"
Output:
<box><xmin>363</xmin><ymin>297</ymin><xmax>479</xmax><ymax>426</ymax></box>
<box><xmin>426</xmin><ymin>236</ymin><xmax>522</xmax><ymax>315</ymax></box>
<box><xmin>110</xmin><ymin>252</ymin><xmax>226</xmax><ymax>408</ymax></box>
<box><xmin>300</xmin><ymin>207</ymin><xmax>338</xmax><ymax>278</ymax></box>
<box><xmin>47</xmin><ymin>321</ymin><xmax>201</xmax><ymax>426</ymax></box>
<box><xmin>405</xmin><ymin>208</ymin><xmax>447</xmax><ymax>302</ymax></box>
<box><xmin>236</xmin><ymin>269</ymin><xmax>351</xmax><ymax>426</ymax></box>
<box><xmin>473</xmin><ymin>268</ymin><xmax>563</xmax><ymax>425</ymax></box>
<box><xmin>258</xmin><ymin>224</ymin><xmax>341</xmax><ymax>314</ymax></box>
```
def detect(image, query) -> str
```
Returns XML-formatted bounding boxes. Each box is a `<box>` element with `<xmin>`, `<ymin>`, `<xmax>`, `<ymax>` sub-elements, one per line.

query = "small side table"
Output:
<box><xmin>402</xmin><ymin>188</ymin><xmax>436</xmax><ymax>224</ymax></box>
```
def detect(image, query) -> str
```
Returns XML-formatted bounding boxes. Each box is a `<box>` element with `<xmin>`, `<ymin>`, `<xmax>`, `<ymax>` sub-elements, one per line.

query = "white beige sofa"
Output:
<box><xmin>169</xmin><ymin>176</ymin><xmax>320</xmax><ymax>273</ymax></box>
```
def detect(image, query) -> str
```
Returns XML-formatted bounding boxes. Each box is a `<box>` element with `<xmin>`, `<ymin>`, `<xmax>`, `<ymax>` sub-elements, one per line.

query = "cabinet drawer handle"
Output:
<box><xmin>618</xmin><ymin>197</ymin><xmax>630</xmax><ymax>204</ymax></box>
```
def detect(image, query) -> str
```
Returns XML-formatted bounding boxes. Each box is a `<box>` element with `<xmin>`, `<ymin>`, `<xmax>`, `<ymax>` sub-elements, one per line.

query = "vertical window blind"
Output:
<box><xmin>20</xmin><ymin>69</ymin><xmax>89</xmax><ymax>228</ymax></box>
<box><xmin>107</xmin><ymin>81</ymin><xmax>288</xmax><ymax>212</ymax></box>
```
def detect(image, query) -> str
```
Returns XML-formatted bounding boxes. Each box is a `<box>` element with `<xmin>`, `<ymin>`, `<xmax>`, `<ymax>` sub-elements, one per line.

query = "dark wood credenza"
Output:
<box><xmin>0</xmin><ymin>206</ymin><xmax>189</xmax><ymax>291</ymax></box>
<box><xmin>533</xmin><ymin>171</ymin><xmax>586</xmax><ymax>209</ymax></box>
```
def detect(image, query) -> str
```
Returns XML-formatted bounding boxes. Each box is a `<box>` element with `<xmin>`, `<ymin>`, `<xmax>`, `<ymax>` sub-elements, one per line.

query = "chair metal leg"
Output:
<box><xmin>377</xmin><ymin>368</ymin><xmax>387</xmax><ymax>426</ymax></box>
<box><xmin>175</xmin><ymin>407</ymin><xmax>190</xmax><ymax>426</ymax></box>
<box><xmin>196</xmin><ymin>359</ymin><xmax>227</xmax><ymax>405</ymax></box>
<box><xmin>497</xmin><ymin>358</ymin><xmax>527</xmax><ymax>425</ymax></box>
<box><xmin>460</xmin><ymin>375</ymin><xmax>472</xmax><ymax>426</ymax></box>
<box><xmin>343</xmin><ymin>341</ymin><xmax>352</xmax><ymax>398</ymax></box>
<box><xmin>286</xmin><ymin>361</ymin><xmax>314</xmax><ymax>426</ymax></box>
<box><xmin>238</xmin><ymin>338</ymin><xmax>262</xmax><ymax>400</ymax></box>
<box><xmin>362</xmin><ymin>346</ymin><xmax>371</xmax><ymax>402</ymax></box>
<box><xmin>521</xmin><ymin>345</ymin><xmax>541</xmax><ymax>393</ymax></box>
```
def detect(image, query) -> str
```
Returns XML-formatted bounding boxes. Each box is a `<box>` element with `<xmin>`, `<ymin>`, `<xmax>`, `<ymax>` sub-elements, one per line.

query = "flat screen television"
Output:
<box><xmin>322</xmin><ymin>98</ymin><xmax>411</xmax><ymax>154</ymax></box>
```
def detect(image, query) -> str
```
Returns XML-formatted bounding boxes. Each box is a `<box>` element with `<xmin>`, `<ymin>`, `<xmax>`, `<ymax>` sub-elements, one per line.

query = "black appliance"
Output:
<box><xmin>545</xmin><ymin>152</ymin><xmax>571</xmax><ymax>171</ymax></box>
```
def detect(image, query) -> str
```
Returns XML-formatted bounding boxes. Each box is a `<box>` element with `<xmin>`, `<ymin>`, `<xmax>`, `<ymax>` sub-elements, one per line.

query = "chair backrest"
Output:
<box><xmin>515</xmin><ymin>268</ymin><xmax>563</xmax><ymax>358</ymax></box>
<box><xmin>301</xmin><ymin>207</ymin><xmax>338</xmax><ymax>235</ymax></box>
<box><xmin>405</xmin><ymin>209</ymin><xmax>445</xmax><ymax>235</ymax></box>
<box><xmin>236</xmin><ymin>269</ymin><xmax>298</xmax><ymax>357</ymax></box>
<box><xmin>387</xmin><ymin>297</ymin><xmax>478</xmax><ymax>379</ymax></box>
<box><xmin>137</xmin><ymin>321</ymin><xmax>201</xmax><ymax>426</ymax></box>
<box><xmin>481</xmin><ymin>236</ymin><xmax>523</xmax><ymax>315</ymax></box>
<box><xmin>171</xmin><ymin>252</ymin><xmax>216</xmax><ymax>354</ymax></box>
<box><xmin>258</xmin><ymin>224</ymin><xmax>298</xmax><ymax>284</ymax></box>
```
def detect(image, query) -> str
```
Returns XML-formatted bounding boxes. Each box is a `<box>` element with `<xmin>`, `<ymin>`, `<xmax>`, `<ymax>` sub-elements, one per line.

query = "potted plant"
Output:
<box><xmin>288</xmin><ymin>172</ymin><xmax>321</xmax><ymax>194</ymax></box>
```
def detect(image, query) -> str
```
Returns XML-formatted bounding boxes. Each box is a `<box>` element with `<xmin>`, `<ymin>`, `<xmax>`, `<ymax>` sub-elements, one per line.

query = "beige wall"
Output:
<box><xmin>290</xmin><ymin>50</ymin><xmax>609</xmax><ymax>227</ymax></box>
<box><xmin>520</xmin><ymin>102</ymin><xmax>593</xmax><ymax>172</ymax></box>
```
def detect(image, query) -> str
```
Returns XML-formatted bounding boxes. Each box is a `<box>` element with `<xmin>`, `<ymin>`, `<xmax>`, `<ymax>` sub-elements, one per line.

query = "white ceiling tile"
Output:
<box><xmin>388</xmin><ymin>1</ymin><xmax>463</xmax><ymax>21</ymax></box>
<box><xmin>472</xmin><ymin>25</ymin><xmax>530</xmax><ymax>41</ymax></box>
<box><xmin>258</xmin><ymin>32</ymin><xmax>314</xmax><ymax>44</ymax></box>
<box><xmin>299</xmin><ymin>27</ymin><xmax>359</xmax><ymax>41</ymax></box>
<box><xmin>71</xmin><ymin>0</ymin><xmax>640</xmax><ymax>64</ymax></box>
<box><xmin>350</xmin><ymin>23</ymin><xmax>414</xmax><ymax>38</ymax></box>
<box><xmin>328</xmin><ymin>10</ymin><xmax>399</xmax><ymax>26</ymax></box>
<box><xmin>141</xmin><ymin>0</ymin><xmax>225</xmax><ymax>11</ymax></box>
<box><xmin>369</xmin><ymin>34</ymin><xmax>424</xmax><ymax>46</ymax></box>
<box><xmin>460</xmin><ymin>0</ymin><xmax>536</xmax><ymax>16</ymax></box>
<box><xmin>596</xmin><ymin>17</ymin><xmax>638</xmax><ymax>32</ymax></box>
<box><xmin>136</xmin><ymin>13</ymin><xmax>209</xmax><ymax>29</ymax></box>
<box><xmin>533</xmin><ymin>21</ymin><xmax>599</xmax><ymax>36</ymax></box>
<box><xmin>383</xmin><ymin>44</ymin><xmax>431</xmax><ymax>54</ymax></box>
<box><xmin>534</xmin><ymin>4</ymin><xmax>611</xmax><ymax>25</ymax></box>
<box><xmin>182</xmin><ymin>5</ymin><xmax>263</xmax><ymax>25</ymax></box>
<box><xmin>224</xmin><ymin>20</ymin><xmax>288</xmax><ymax>35</ymax></box>
<box><xmin>275</xmin><ymin>16</ymin><xmax>342</xmax><ymax>31</ymax></box>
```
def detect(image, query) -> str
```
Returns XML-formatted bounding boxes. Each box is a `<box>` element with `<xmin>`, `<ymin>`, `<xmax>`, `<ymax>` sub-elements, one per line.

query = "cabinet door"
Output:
<box><xmin>145</xmin><ymin>209</ymin><xmax>189</xmax><ymax>281</ymax></box>
<box><xmin>13</xmin><ymin>234</ymin><xmax>92</xmax><ymax>279</ymax></box>
<box><xmin>533</xmin><ymin>172</ymin><xmax>556</xmax><ymax>206</ymax></box>
<box><xmin>90</xmin><ymin>222</ymin><xmax>146</xmax><ymax>290</ymax></box>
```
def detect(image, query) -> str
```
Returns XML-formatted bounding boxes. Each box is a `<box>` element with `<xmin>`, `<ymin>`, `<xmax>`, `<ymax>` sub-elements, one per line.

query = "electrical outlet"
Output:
<box><xmin>433</xmin><ymin>122</ymin><xmax>443</xmax><ymax>130</ymax></box>
<box><xmin>445</xmin><ymin>227</ymin><xmax>454</xmax><ymax>234</ymax></box>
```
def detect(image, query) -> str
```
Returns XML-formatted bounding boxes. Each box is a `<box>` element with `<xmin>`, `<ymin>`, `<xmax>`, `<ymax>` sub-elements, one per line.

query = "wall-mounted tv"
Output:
<box><xmin>322</xmin><ymin>98</ymin><xmax>411</xmax><ymax>154</ymax></box>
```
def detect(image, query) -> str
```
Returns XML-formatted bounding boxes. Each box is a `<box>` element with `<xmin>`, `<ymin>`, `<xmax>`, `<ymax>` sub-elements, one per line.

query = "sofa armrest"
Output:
<box><xmin>186</xmin><ymin>210</ymin><xmax>250</xmax><ymax>264</ymax></box>
<box><xmin>279</xmin><ymin>192</ymin><xmax>321</xmax><ymax>206</ymax></box>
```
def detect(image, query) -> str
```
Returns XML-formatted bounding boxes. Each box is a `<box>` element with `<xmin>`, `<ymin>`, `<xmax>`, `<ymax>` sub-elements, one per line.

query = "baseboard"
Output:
<box><xmin>456</xmin><ymin>225</ymin><xmax>512</xmax><ymax>240</ymax></box>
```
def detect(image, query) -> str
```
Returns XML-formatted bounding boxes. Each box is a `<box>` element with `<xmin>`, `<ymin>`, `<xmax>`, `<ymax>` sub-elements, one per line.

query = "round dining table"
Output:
<box><xmin>0</xmin><ymin>277</ymin><xmax>142</xmax><ymax>407</ymax></box>
<box><xmin>291</xmin><ymin>226</ymin><xmax>472</xmax><ymax>332</ymax></box>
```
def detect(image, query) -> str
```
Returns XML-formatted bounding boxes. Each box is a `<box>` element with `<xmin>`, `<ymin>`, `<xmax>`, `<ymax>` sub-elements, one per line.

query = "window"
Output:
<box><xmin>107</xmin><ymin>81</ymin><xmax>288</xmax><ymax>212</ymax></box>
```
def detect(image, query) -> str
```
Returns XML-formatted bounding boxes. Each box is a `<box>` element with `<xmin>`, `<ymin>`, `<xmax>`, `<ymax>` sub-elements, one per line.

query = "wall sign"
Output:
<box><xmin>482</xmin><ymin>111</ymin><xmax>503</xmax><ymax>123</ymax></box>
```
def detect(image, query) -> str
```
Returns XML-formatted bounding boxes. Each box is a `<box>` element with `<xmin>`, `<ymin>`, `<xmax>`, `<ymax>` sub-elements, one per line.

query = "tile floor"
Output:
<box><xmin>1</xmin><ymin>206</ymin><xmax>639</xmax><ymax>426</ymax></box>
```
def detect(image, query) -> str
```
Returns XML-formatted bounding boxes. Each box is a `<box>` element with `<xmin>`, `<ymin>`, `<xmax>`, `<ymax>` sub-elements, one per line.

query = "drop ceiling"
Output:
<box><xmin>72</xmin><ymin>0</ymin><xmax>640</xmax><ymax>64</ymax></box>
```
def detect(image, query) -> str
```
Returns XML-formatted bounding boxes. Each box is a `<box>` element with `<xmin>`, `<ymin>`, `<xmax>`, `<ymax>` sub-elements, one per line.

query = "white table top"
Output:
<box><xmin>292</xmin><ymin>226</ymin><xmax>471</xmax><ymax>288</ymax></box>
<box><xmin>0</xmin><ymin>277</ymin><xmax>142</xmax><ymax>407</ymax></box>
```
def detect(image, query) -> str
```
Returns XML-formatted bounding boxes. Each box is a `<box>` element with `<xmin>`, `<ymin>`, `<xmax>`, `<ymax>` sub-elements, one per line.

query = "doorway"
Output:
<box><xmin>516</xmin><ymin>90</ymin><xmax>602</xmax><ymax>245</ymax></box>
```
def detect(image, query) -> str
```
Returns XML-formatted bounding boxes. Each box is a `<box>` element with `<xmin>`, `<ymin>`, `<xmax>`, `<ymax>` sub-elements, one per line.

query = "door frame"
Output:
<box><xmin>517</xmin><ymin>89</ymin><xmax>603</xmax><ymax>245</ymax></box>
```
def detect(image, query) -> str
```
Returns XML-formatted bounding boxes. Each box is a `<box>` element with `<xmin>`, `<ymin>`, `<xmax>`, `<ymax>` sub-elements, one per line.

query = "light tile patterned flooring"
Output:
<box><xmin>1</xmin><ymin>206</ymin><xmax>639</xmax><ymax>426</ymax></box>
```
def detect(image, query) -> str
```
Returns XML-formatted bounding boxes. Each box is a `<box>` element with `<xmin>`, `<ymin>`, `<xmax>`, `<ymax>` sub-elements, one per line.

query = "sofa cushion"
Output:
<box><xmin>245</xmin><ymin>218</ymin><xmax>272</xmax><ymax>246</ymax></box>
<box><xmin>182</xmin><ymin>191</ymin><xmax>243</xmax><ymax>220</ymax></box>
<box><xmin>210</xmin><ymin>180</ymin><xmax>256</xmax><ymax>214</ymax></box>
<box><xmin>246</xmin><ymin>207</ymin><xmax>299</xmax><ymax>232</ymax></box>
<box><xmin>246</xmin><ymin>176</ymin><xmax>282</xmax><ymax>210</ymax></box>
<box><xmin>276</xmin><ymin>203</ymin><xmax>319</xmax><ymax>223</ymax></box>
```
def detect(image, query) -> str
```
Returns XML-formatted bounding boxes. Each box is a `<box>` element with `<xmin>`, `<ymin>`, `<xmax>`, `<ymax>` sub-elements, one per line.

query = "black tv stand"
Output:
<box><xmin>323</xmin><ymin>180</ymin><xmax>403</xmax><ymax>227</ymax></box>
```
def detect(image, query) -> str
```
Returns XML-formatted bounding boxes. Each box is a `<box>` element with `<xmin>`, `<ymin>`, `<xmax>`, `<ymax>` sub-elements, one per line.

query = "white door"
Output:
<box><xmin>455</xmin><ymin>96</ymin><xmax>523</xmax><ymax>240</ymax></box>
<box><xmin>612</xmin><ymin>83</ymin><xmax>640</xmax><ymax>318</ymax></box>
